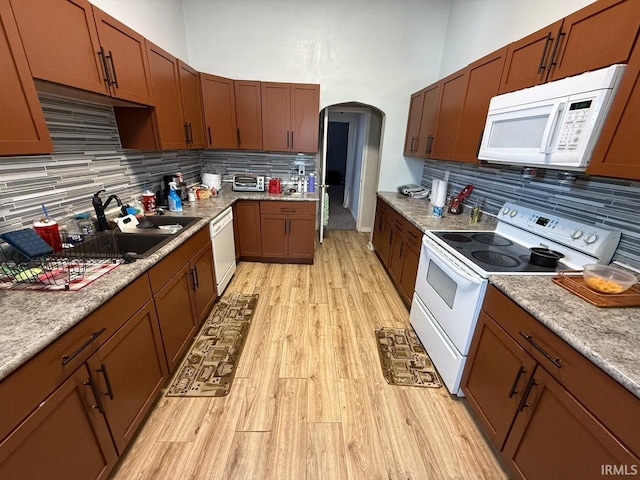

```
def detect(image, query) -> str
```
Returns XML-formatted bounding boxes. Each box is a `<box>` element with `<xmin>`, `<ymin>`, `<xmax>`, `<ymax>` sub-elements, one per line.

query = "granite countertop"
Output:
<box><xmin>378</xmin><ymin>191</ymin><xmax>639</xmax><ymax>399</ymax></box>
<box><xmin>0</xmin><ymin>187</ymin><xmax>319</xmax><ymax>382</ymax></box>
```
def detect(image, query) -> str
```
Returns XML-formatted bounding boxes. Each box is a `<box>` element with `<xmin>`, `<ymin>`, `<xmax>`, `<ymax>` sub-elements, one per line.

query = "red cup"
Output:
<box><xmin>34</xmin><ymin>220</ymin><xmax>62</xmax><ymax>252</ymax></box>
<box><xmin>142</xmin><ymin>193</ymin><xmax>156</xmax><ymax>213</ymax></box>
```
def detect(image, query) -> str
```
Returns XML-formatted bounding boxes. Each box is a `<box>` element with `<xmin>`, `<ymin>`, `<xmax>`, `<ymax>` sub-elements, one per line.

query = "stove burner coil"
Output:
<box><xmin>442</xmin><ymin>233</ymin><xmax>472</xmax><ymax>243</ymax></box>
<box><xmin>471</xmin><ymin>233</ymin><xmax>513</xmax><ymax>246</ymax></box>
<box><xmin>472</xmin><ymin>250</ymin><xmax>520</xmax><ymax>268</ymax></box>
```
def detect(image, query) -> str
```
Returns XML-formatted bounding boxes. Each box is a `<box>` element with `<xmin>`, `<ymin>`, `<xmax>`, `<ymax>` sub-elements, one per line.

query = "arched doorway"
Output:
<box><xmin>318</xmin><ymin>103</ymin><xmax>384</xmax><ymax>242</ymax></box>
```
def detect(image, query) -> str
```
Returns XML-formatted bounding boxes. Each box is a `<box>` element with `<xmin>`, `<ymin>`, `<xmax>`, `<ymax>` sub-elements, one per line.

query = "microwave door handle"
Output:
<box><xmin>539</xmin><ymin>102</ymin><xmax>566</xmax><ymax>154</ymax></box>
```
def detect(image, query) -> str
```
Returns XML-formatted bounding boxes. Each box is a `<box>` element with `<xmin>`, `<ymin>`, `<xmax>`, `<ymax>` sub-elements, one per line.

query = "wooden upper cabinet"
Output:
<box><xmin>201</xmin><ymin>74</ymin><xmax>238</xmax><ymax>149</ymax></box>
<box><xmin>547</xmin><ymin>0</ymin><xmax>640</xmax><ymax>82</ymax></box>
<box><xmin>498</xmin><ymin>20</ymin><xmax>563</xmax><ymax>94</ymax></box>
<box><xmin>431</xmin><ymin>69</ymin><xmax>468</xmax><ymax>160</ymax></box>
<box><xmin>0</xmin><ymin>0</ymin><xmax>52</xmax><ymax>156</ymax></box>
<box><xmin>234</xmin><ymin>80</ymin><xmax>262</xmax><ymax>150</ymax></box>
<box><xmin>145</xmin><ymin>41</ymin><xmax>185</xmax><ymax>149</ymax></box>
<box><xmin>416</xmin><ymin>83</ymin><xmax>441</xmax><ymax>158</ymax></box>
<box><xmin>262</xmin><ymin>82</ymin><xmax>291</xmax><ymax>151</ymax></box>
<box><xmin>9</xmin><ymin>0</ymin><xmax>108</xmax><ymax>95</ymax></box>
<box><xmin>453</xmin><ymin>47</ymin><xmax>508</xmax><ymax>163</ymax></box>
<box><xmin>403</xmin><ymin>90</ymin><xmax>424</xmax><ymax>156</ymax></box>
<box><xmin>178</xmin><ymin>60</ymin><xmax>205</xmax><ymax>148</ymax></box>
<box><xmin>291</xmin><ymin>83</ymin><xmax>320</xmax><ymax>153</ymax></box>
<box><xmin>262</xmin><ymin>82</ymin><xmax>319</xmax><ymax>153</ymax></box>
<box><xmin>91</xmin><ymin>7</ymin><xmax>153</xmax><ymax>105</ymax></box>
<box><xmin>588</xmin><ymin>36</ymin><xmax>640</xmax><ymax>180</ymax></box>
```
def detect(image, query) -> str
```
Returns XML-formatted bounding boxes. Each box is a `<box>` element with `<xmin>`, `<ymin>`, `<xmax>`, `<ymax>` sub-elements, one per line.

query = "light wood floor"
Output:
<box><xmin>111</xmin><ymin>230</ymin><xmax>509</xmax><ymax>479</ymax></box>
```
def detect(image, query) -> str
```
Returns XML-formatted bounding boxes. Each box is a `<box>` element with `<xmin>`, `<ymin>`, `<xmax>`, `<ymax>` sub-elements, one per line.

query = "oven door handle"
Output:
<box><xmin>422</xmin><ymin>238</ymin><xmax>484</xmax><ymax>287</ymax></box>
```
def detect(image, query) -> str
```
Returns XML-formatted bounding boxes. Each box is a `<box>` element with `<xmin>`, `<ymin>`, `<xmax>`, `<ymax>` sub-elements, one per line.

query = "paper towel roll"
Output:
<box><xmin>435</xmin><ymin>180</ymin><xmax>448</xmax><ymax>207</ymax></box>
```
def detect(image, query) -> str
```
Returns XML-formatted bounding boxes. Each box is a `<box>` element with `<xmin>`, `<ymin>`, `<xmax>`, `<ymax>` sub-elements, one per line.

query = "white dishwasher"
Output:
<box><xmin>210</xmin><ymin>207</ymin><xmax>236</xmax><ymax>296</ymax></box>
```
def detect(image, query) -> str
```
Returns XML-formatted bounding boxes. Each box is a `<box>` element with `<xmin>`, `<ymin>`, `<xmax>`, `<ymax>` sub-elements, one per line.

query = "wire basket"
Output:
<box><xmin>0</xmin><ymin>233</ymin><xmax>121</xmax><ymax>289</ymax></box>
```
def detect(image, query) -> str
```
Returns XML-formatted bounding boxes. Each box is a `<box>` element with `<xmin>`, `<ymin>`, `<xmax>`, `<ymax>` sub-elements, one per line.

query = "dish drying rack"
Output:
<box><xmin>0</xmin><ymin>233</ymin><xmax>121</xmax><ymax>290</ymax></box>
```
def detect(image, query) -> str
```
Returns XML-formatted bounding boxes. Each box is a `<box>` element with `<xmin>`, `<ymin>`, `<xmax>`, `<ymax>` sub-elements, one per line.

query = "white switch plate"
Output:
<box><xmin>298</xmin><ymin>164</ymin><xmax>305</xmax><ymax>176</ymax></box>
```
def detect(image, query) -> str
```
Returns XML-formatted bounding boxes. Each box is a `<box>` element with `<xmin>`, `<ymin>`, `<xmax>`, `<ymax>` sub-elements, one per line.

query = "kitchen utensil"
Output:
<box><xmin>582</xmin><ymin>264</ymin><xmax>637</xmax><ymax>294</ymax></box>
<box><xmin>448</xmin><ymin>184</ymin><xmax>474</xmax><ymax>214</ymax></box>
<box><xmin>529</xmin><ymin>247</ymin><xmax>565</xmax><ymax>267</ymax></box>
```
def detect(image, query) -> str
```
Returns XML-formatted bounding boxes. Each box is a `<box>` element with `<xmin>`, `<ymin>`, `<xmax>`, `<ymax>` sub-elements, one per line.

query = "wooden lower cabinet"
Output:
<box><xmin>87</xmin><ymin>300</ymin><xmax>167</xmax><ymax>454</ymax></box>
<box><xmin>372</xmin><ymin>198</ymin><xmax>422</xmax><ymax>307</ymax></box>
<box><xmin>462</xmin><ymin>285</ymin><xmax>640</xmax><ymax>480</ymax></box>
<box><xmin>234</xmin><ymin>200</ymin><xmax>262</xmax><ymax>258</ymax></box>
<box><xmin>260</xmin><ymin>201</ymin><xmax>315</xmax><ymax>263</ymax></box>
<box><xmin>153</xmin><ymin>262</ymin><xmax>198</xmax><ymax>371</ymax></box>
<box><xmin>0</xmin><ymin>365</ymin><xmax>117</xmax><ymax>480</ymax></box>
<box><xmin>191</xmin><ymin>242</ymin><xmax>217</xmax><ymax>324</ymax></box>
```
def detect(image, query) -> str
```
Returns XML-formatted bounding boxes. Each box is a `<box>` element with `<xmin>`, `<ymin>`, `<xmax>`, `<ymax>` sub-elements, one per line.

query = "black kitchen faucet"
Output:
<box><xmin>92</xmin><ymin>189</ymin><xmax>122</xmax><ymax>231</ymax></box>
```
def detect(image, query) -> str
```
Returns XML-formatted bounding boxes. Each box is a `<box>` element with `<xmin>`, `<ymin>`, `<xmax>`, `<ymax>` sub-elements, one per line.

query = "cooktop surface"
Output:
<box><xmin>432</xmin><ymin>231</ymin><xmax>569</xmax><ymax>274</ymax></box>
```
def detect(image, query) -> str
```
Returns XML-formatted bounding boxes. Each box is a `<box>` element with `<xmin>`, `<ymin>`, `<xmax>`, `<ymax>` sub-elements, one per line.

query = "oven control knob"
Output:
<box><xmin>584</xmin><ymin>233</ymin><xmax>598</xmax><ymax>244</ymax></box>
<box><xmin>509</xmin><ymin>209</ymin><xmax>517</xmax><ymax>217</ymax></box>
<box><xmin>570</xmin><ymin>229</ymin><xmax>583</xmax><ymax>239</ymax></box>
<box><xmin>502</xmin><ymin>207</ymin><xmax>510</xmax><ymax>215</ymax></box>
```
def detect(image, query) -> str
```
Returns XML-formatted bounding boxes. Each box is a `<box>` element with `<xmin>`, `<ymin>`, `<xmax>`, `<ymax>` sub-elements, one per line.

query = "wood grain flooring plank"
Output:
<box><xmin>156</xmin><ymin>397</ymin><xmax>215</xmax><ymax>442</ymax></box>
<box><xmin>279</xmin><ymin>303</ymin><xmax>309</xmax><ymax>378</ymax></box>
<box><xmin>307</xmin><ymin>423</ymin><xmax>348</xmax><ymax>480</ymax></box>
<box><xmin>224</xmin><ymin>431</ymin><xmax>271</xmax><ymax>480</ymax></box>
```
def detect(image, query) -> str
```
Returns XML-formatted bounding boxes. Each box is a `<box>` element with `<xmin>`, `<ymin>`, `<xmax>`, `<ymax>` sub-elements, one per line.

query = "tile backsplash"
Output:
<box><xmin>421</xmin><ymin>159</ymin><xmax>640</xmax><ymax>269</ymax></box>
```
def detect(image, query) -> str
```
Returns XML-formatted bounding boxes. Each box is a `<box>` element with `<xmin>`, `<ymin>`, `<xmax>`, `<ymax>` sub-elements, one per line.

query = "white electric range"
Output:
<box><xmin>410</xmin><ymin>201</ymin><xmax>621</xmax><ymax>396</ymax></box>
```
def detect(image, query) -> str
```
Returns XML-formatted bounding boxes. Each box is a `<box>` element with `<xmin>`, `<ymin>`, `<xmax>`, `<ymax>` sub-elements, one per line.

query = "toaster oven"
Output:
<box><xmin>232</xmin><ymin>174</ymin><xmax>265</xmax><ymax>192</ymax></box>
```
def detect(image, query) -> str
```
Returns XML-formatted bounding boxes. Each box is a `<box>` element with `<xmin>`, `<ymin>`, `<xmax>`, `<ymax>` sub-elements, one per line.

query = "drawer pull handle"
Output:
<box><xmin>84</xmin><ymin>375</ymin><xmax>105</xmax><ymax>414</ymax></box>
<box><xmin>98</xmin><ymin>363</ymin><xmax>114</xmax><ymax>400</ymax></box>
<box><xmin>508</xmin><ymin>365</ymin><xmax>526</xmax><ymax>398</ymax></box>
<box><xmin>62</xmin><ymin>328</ymin><xmax>106</xmax><ymax>366</ymax></box>
<box><xmin>519</xmin><ymin>331</ymin><xmax>561</xmax><ymax>368</ymax></box>
<box><xmin>280</xmin><ymin>208</ymin><xmax>295</xmax><ymax>213</ymax></box>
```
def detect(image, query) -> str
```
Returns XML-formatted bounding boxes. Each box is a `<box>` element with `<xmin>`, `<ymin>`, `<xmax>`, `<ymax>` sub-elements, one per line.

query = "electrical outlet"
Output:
<box><xmin>298</xmin><ymin>164</ymin><xmax>305</xmax><ymax>176</ymax></box>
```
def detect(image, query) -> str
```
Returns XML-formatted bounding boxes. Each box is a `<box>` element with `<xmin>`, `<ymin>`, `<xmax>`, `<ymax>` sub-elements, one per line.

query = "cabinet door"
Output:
<box><xmin>379</xmin><ymin>214</ymin><xmax>393</xmax><ymax>266</ymax></box>
<box><xmin>588</xmin><ymin>33</ymin><xmax>640</xmax><ymax>180</ymax></box>
<box><xmin>178</xmin><ymin>61</ymin><xmax>205</xmax><ymax>148</ymax></box>
<box><xmin>191</xmin><ymin>242</ymin><xmax>217</xmax><ymax>324</ymax></box>
<box><xmin>431</xmin><ymin>69</ymin><xmax>468</xmax><ymax>160</ymax></box>
<box><xmin>398</xmin><ymin>241</ymin><xmax>419</xmax><ymax>305</ymax></box>
<box><xmin>9</xmin><ymin>0</ymin><xmax>108</xmax><ymax>96</ymax></box>
<box><xmin>371</xmin><ymin>207</ymin><xmax>386</xmax><ymax>254</ymax></box>
<box><xmin>0</xmin><ymin>365</ymin><xmax>117</xmax><ymax>480</ymax></box>
<box><xmin>547</xmin><ymin>0</ymin><xmax>640</xmax><ymax>82</ymax></box>
<box><xmin>388</xmin><ymin>228</ymin><xmax>404</xmax><ymax>282</ymax></box>
<box><xmin>91</xmin><ymin>7</ymin><xmax>153</xmax><ymax>105</ymax></box>
<box><xmin>502</xmin><ymin>367</ymin><xmax>639</xmax><ymax>480</ymax></box>
<box><xmin>234</xmin><ymin>201</ymin><xmax>262</xmax><ymax>257</ymax></box>
<box><xmin>88</xmin><ymin>301</ymin><xmax>167</xmax><ymax>454</ymax></box>
<box><xmin>260</xmin><ymin>213</ymin><xmax>288</xmax><ymax>258</ymax></box>
<box><xmin>234</xmin><ymin>80</ymin><xmax>262</xmax><ymax>150</ymax></box>
<box><xmin>288</xmin><ymin>215</ymin><xmax>315</xmax><ymax>260</ymax></box>
<box><xmin>154</xmin><ymin>263</ymin><xmax>198</xmax><ymax>371</ymax></box>
<box><xmin>291</xmin><ymin>83</ymin><xmax>320</xmax><ymax>153</ymax></box>
<box><xmin>0</xmin><ymin>0</ymin><xmax>52</xmax><ymax>156</ymax></box>
<box><xmin>201</xmin><ymin>74</ymin><xmax>238</xmax><ymax>149</ymax></box>
<box><xmin>462</xmin><ymin>312</ymin><xmax>537</xmax><ymax>450</ymax></box>
<box><xmin>403</xmin><ymin>90</ymin><xmax>424</xmax><ymax>156</ymax></box>
<box><xmin>453</xmin><ymin>47</ymin><xmax>507</xmax><ymax>163</ymax></box>
<box><xmin>262</xmin><ymin>82</ymin><xmax>291</xmax><ymax>152</ymax></box>
<box><xmin>498</xmin><ymin>20</ymin><xmax>563</xmax><ymax>94</ymax></box>
<box><xmin>146</xmin><ymin>41</ymin><xmax>186</xmax><ymax>149</ymax></box>
<box><xmin>416</xmin><ymin>83</ymin><xmax>440</xmax><ymax>158</ymax></box>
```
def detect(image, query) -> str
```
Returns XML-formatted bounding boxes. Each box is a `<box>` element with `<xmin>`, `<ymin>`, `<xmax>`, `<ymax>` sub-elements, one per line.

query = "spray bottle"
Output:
<box><xmin>167</xmin><ymin>182</ymin><xmax>183</xmax><ymax>212</ymax></box>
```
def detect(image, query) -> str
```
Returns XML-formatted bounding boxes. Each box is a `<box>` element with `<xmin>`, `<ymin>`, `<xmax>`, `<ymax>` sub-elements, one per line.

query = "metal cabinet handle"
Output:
<box><xmin>476</xmin><ymin>129</ymin><xmax>484</xmax><ymax>157</ymax></box>
<box><xmin>286</xmin><ymin>131</ymin><xmax>290</xmax><ymax>149</ymax></box>
<box><xmin>517</xmin><ymin>375</ymin><xmax>539</xmax><ymax>412</ymax></box>
<box><xmin>519</xmin><ymin>331</ymin><xmax>561</xmax><ymax>367</ymax></box>
<box><xmin>84</xmin><ymin>375</ymin><xmax>105</xmax><ymax>414</ymax></box>
<box><xmin>237</xmin><ymin>128</ymin><xmax>241</xmax><ymax>146</ymax></box>
<box><xmin>106</xmin><ymin>50</ymin><xmax>119</xmax><ymax>88</ymax></box>
<box><xmin>280</xmin><ymin>207</ymin><xmax>295</xmax><ymax>213</ymax></box>
<box><xmin>548</xmin><ymin>32</ymin><xmax>566</xmax><ymax>69</ymax></box>
<box><xmin>508</xmin><ymin>365</ymin><xmax>526</xmax><ymax>398</ymax></box>
<box><xmin>425</xmin><ymin>135</ymin><xmax>434</xmax><ymax>155</ymax></box>
<box><xmin>410</xmin><ymin>137</ymin><xmax>416</xmax><ymax>152</ymax></box>
<box><xmin>399</xmin><ymin>242</ymin><xmax>404</xmax><ymax>258</ymax></box>
<box><xmin>192</xmin><ymin>265</ymin><xmax>199</xmax><ymax>288</ymax></box>
<box><xmin>290</xmin><ymin>131</ymin><xmax>294</xmax><ymax>149</ymax></box>
<box><xmin>184</xmin><ymin>123</ymin><xmax>190</xmax><ymax>144</ymax></box>
<box><xmin>188</xmin><ymin>123</ymin><xmax>194</xmax><ymax>144</ymax></box>
<box><xmin>208</xmin><ymin>126</ymin><xmax>212</xmax><ymax>146</ymax></box>
<box><xmin>97</xmin><ymin>47</ymin><xmax>111</xmax><ymax>86</ymax></box>
<box><xmin>62</xmin><ymin>328</ymin><xmax>106</xmax><ymax>365</ymax></box>
<box><xmin>537</xmin><ymin>33</ymin><xmax>553</xmax><ymax>74</ymax></box>
<box><xmin>98</xmin><ymin>363</ymin><xmax>114</xmax><ymax>400</ymax></box>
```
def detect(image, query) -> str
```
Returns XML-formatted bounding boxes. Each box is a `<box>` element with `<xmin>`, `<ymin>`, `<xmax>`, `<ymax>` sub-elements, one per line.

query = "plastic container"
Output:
<box><xmin>34</xmin><ymin>219</ymin><xmax>62</xmax><ymax>252</ymax></box>
<box><xmin>308</xmin><ymin>173</ymin><xmax>315</xmax><ymax>192</ymax></box>
<box><xmin>167</xmin><ymin>182</ymin><xmax>183</xmax><ymax>212</ymax></box>
<box><xmin>583</xmin><ymin>264</ymin><xmax>637</xmax><ymax>294</ymax></box>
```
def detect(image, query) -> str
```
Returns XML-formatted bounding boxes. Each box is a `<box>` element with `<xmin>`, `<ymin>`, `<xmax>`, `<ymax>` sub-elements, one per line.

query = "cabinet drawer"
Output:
<box><xmin>0</xmin><ymin>274</ymin><xmax>152</xmax><ymax>442</ymax></box>
<box><xmin>376</xmin><ymin>198</ymin><xmax>388</xmax><ymax>216</ymax></box>
<box><xmin>148</xmin><ymin>226</ymin><xmax>210</xmax><ymax>293</ymax></box>
<box><xmin>260</xmin><ymin>200</ymin><xmax>315</xmax><ymax>215</ymax></box>
<box><xmin>403</xmin><ymin>220</ymin><xmax>423</xmax><ymax>249</ymax></box>
<box><xmin>483</xmin><ymin>285</ymin><xmax>640</xmax><ymax>456</ymax></box>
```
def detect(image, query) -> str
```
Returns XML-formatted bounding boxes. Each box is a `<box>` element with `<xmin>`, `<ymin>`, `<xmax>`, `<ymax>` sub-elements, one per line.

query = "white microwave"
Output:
<box><xmin>478</xmin><ymin>64</ymin><xmax>626</xmax><ymax>170</ymax></box>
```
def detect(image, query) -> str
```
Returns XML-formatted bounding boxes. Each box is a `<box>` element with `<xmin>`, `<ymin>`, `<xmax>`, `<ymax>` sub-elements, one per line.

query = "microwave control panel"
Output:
<box><xmin>556</xmin><ymin>100</ymin><xmax>593</xmax><ymax>152</ymax></box>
